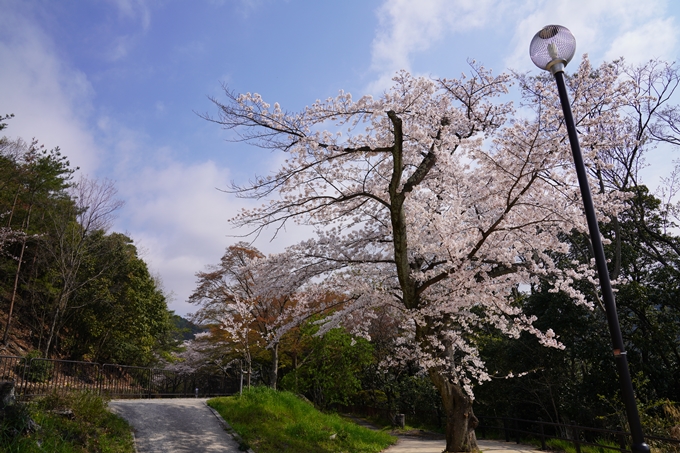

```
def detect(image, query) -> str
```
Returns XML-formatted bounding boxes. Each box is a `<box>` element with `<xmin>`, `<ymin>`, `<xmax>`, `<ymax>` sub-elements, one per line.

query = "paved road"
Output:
<box><xmin>384</xmin><ymin>437</ymin><xmax>540</xmax><ymax>452</ymax></box>
<box><xmin>109</xmin><ymin>398</ymin><xmax>242</xmax><ymax>453</ymax></box>
<box><xmin>109</xmin><ymin>399</ymin><xmax>540</xmax><ymax>453</ymax></box>
<box><xmin>348</xmin><ymin>415</ymin><xmax>539</xmax><ymax>453</ymax></box>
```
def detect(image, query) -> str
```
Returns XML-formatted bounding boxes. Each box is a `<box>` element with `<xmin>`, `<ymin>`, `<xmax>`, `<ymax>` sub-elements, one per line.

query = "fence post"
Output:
<box><xmin>479</xmin><ymin>416</ymin><xmax>486</xmax><ymax>439</ymax></box>
<box><xmin>539</xmin><ymin>422</ymin><xmax>546</xmax><ymax>451</ymax></box>
<box><xmin>238</xmin><ymin>360</ymin><xmax>243</xmax><ymax>395</ymax></box>
<box><xmin>504</xmin><ymin>418</ymin><xmax>510</xmax><ymax>442</ymax></box>
<box><xmin>97</xmin><ymin>364</ymin><xmax>102</xmax><ymax>397</ymax></box>
<box><xmin>19</xmin><ymin>357</ymin><xmax>28</xmax><ymax>397</ymax></box>
<box><xmin>617</xmin><ymin>426</ymin><xmax>627</xmax><ymax>451</ymax></box>
<box><xmin>572</xmin><ymin>422</ymin><xmax>581</xmax><ymax>453</ymax></box>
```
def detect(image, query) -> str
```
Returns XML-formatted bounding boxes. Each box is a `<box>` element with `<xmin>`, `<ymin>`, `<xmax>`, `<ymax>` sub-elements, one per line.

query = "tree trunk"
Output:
<box><xmin>4</xmin><ymin>200</ymin><xmax>32</xmax><ymax>345</ymax></box>
<box><xmin>429</xmin><ymin>369</ymin><xmax>479</xmax><ymax>452</ymax></box>
<box><xmin>269</xmin><ymin>342</ymin><xmax>279</xmax><ymax>389</ymax></box>
<box><xmin>44</xmin><ymin>305</ymin><xmax>61</xmax><ymax>358</ymax></box>
<box><xmin>3</xmin><ymin>237</ymin><xmax>26</xmax><ymax>344</ymax></box>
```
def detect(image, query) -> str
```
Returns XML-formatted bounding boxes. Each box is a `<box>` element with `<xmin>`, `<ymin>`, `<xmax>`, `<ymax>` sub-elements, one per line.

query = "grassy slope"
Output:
<box><xmin>0</xmin><ymin>391</ymin><xmax>135</xmax><ymax>453</ymax></box>
<box><xmin>208</xmin><ymin>387</ymin><xmax>396</xmax><ymax>453</ymax></box>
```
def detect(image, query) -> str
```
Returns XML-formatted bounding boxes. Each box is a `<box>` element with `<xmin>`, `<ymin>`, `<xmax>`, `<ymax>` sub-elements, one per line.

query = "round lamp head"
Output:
<box><xmin>530</xmin><ymin>25</ymin><xmax>576</xmax><ymax>74</ymax></box>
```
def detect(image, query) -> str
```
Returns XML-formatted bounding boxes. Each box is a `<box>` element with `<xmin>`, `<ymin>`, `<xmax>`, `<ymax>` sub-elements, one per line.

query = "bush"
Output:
<box><xmin>0</xmin><ymin>403</ymin><xmax>35</xmax><ymax>442</ymax></box>
<box><xmin>280</xmin><ymin>327</ymin><xmax>373</xmax><ymax>409</ymax></box>
<box><xmin>0</xmin><ymin>391</ymin><xmax>135</xmax><ymax>453</ymax></box>
<box><xmin>23</xmin><ymin>351</ymin><xmax>53</xmax><ymax>383</ymax></box>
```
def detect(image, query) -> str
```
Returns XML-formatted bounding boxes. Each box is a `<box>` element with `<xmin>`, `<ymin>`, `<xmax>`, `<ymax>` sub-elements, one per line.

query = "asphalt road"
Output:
<box><xmin>384</xmin><ymin>438</ymin><xmax>541</xmax><ymax>453</ymax></box>
<box><xmin>109</xmin><ymin>398</ymin><xmax>540</xmax><ymax>453</ymax></box>
<box><xmin>109</xmin><ymin>398</ymin><xmax>242</xmax><ymax>453</ymax></box>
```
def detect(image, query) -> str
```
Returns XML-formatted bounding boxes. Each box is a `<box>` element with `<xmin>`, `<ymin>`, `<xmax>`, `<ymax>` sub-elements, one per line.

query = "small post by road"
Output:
<box><xmin>239</xmin><ymin>360</ymin><xmax>244</xmax><ymax>396</ymax></box>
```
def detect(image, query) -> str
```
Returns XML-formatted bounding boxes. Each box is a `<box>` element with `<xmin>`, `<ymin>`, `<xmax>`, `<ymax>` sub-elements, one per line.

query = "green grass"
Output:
<box><xmin>208</xmin><ymin>387</ymin><xmax>397</xmax><ymax>453</ymax></box>
<box><xmin>0</xmin><ymin>391</ymin><xmax>135</xmax><ymax>453</ymax></box>
<box><xmin>477</xmin><ymin>429</ymin><xmax>622</xmax><ymax>453</ymax></box>
<box><xmin>543</xmin><ymin>438</ymin><xmax>621</xmax><ymax>453</ymax></box>
<box><xmin>355</xmin><ymin>413</ymin><xmax>444</xmax><ymax>436</ymax></box>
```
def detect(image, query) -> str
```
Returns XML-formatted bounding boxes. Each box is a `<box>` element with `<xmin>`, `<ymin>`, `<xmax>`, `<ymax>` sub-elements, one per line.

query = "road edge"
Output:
<box><xmin>204</xmin><ymin>401</ymin><xmax>255</xmax><ymax>453</ymax></box>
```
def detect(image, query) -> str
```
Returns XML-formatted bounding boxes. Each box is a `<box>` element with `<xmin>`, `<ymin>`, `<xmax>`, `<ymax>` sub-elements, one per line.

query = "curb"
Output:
<box><xmin>130</xmin><ymin>431</ymin><xmax>140</xmax><ymax>453</ymax></box>
<box><xmin>205</xmin><ymin>402</ymin><xmax>255</xmax><ymax>453</ymax></box>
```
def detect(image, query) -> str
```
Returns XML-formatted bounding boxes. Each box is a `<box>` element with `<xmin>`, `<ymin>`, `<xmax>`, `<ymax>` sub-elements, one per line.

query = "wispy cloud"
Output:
<box><xmin>504</xmin><ymin>0</ymin><xmax>675</xmax><ymax>71</ymax></box>
<box><xmin>207</xmin><ymin>0</ymin><xmax>269</xmax><ymax>18</ymax></box>
<box><xmin>113</xmin><ymin>156</ymin><xmax>314</xmax><ymax>315</ymax></box>
<box><xmin>107</xmin><ymin>0</ymin><xmax>151</xmax><ymax>30</ymax></box>
<box><xmin>604</xmin><ymin>17</ymin><xmax>677</xmax><ymax>63</ymax></box>
<box><xmin>0</xmin><ymin>1</ymin><xmax>309</xmax><ymax>316</ymax></box>
<box><xmin>103</xmin><ymin>0</ymin><xmax>152</xmax><ymax>61</ymax></box>
<box><xmin>0</xmin><ymin>7</ymin><xmax>102</xmax><ymax>174</ymax></box>
<box><xmin>113</xmin><ymin>159</ymin><xmax>236</xmax><ymax>313</ymax></box>
<box><xmin>370</xmin><ymin>0</ymin><xmax>678</xmax><ymax>87</ymax></box>
<box><xmin>369</xmin><ymin>0</ymin><xmax>500</xmax><ymax>92</ymax></box>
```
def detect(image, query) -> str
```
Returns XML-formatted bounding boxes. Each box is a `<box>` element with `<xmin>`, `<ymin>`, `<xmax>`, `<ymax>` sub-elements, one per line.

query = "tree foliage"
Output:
<box><xmin>203</xmin><ymin>56</ymin><xmax>680</xmax><ymax>451</ymax></box>
<box><xmin>0</xmin><ymin>128</ymin><xmax>177</xmax><ymax>364</ymax></box>
<box><xmin>474</xmin><ymin>59</ymin><xmax>680</xmax><ymax>437</ymax></box>
<box><xmin>280</xmin><ymin>323</ymin><xmax>373</xmax><ymax>409</ymax></box>
<box><xmin>189</xmin><ymin>242</ymin><xmax>303</xmax><ymax>388</ymax></box>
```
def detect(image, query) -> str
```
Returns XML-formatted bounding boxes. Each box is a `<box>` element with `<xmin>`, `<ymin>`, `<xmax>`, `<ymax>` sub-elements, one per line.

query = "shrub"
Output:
<box><xmin>23</xmin><ymin>351</ymin><xmax>53</xmax><ymax>383</ymax></box>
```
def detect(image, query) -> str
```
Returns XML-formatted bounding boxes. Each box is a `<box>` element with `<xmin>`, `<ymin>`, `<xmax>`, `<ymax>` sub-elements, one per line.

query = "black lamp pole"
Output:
<box><xmin>530</xmin><ymin>25</ymin><xmax>649</xmax><ymax>453</ymax></box>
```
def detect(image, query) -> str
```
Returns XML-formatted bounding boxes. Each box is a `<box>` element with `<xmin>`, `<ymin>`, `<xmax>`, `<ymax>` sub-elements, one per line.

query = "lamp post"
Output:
<box><xmin>529</xmin><ymin>25</ymin><xmax>650</xmax><ymax>453</ymax></box>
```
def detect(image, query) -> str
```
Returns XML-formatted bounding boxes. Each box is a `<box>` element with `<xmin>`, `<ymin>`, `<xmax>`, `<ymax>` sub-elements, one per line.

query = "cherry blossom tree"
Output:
<box><xmin>204</xmin><ymin>58</ymin><xmax>634</xmax><ymax>452</ymax></box>
<box><xmin>165</xmin><ymin>332</ymin><xmax>215</xmax><ymax>376</ymax></box>
<box><xmin>189</xmin><ymin>242</ymin><xmax>303</xmax><ymax>389</ymax></box>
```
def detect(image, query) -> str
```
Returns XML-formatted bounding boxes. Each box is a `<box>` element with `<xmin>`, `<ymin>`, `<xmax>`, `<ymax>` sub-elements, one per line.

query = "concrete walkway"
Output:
<box><xmin>346</xmin><ymin>415</ymin><xmax>539</xmax><ymax>453</ymax></box>
<box><xmin>384</xmin><ymin>437</ymin><xmax>540</xmax><ymax>453</ymax></box>
<box><xmin>109</xmin><ymin>398</ymin><xmax>243</xmax><ymax>453</ymax></box>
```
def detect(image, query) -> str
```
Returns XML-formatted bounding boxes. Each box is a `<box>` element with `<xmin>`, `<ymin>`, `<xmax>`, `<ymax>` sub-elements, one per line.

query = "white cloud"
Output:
<box><xmin>504</xmin><ymin>0</ymin><xmax>674</xmax><ymax>72</ymax></box>
<box><xmin>113</xmin><ymin>160</ymin><xmax>238</xmax><ymax>314</ymax></box>
<box><xmin>370</xmin><ymin>0</ymin><xmax>678</xmax><ymax>83</ymax></box>
<box><xmin>0</xmin><ymin>3</ymin><xmax>312</xmax><ymax>318</ymax></box>
<box><xmin>604</xmin><ymin>17</ymin><xmax>677</xmax><ymax>63</ymax></box>
<box><xmin>107</xmin><ymin>0</ymin><xmax>151</xmax><ymax>30</ymax></box>
<box><xmin>108</xmin><ymin>34</ymin><xmax>138</xmax><ymax>61</ymax></box>
<box><xmin>0</xmin><ymin>7</ymin><xmax>102</xmax><ymax>175</ymax></box>
<box><xmin>369</xmin><ymin>0</ymin><xmax>500</xmax><ymax>92</ymax></box>
<box><xmin>114</xmin><ymin>157</ymin><xmax>314</xmax><ymax>316</ymax></box>
<box><xmin>101</xmin><ymin>0</ymin><xmax>151</xmax><ymax>61</ymax></box>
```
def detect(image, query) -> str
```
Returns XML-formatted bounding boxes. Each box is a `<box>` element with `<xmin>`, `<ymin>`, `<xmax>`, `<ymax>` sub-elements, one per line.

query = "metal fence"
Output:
<box><xmin>0</xmin><ymin>355</ymin><xmax>239</xmax><ymax>399</ymax></box>
<box><xmin>477</xmin><ymin>416</ymin><xmax>680</xmax><ymax>453</ymax></box>
<box><xmin>335</xmin><ymin>403</ymin><xmax>443</xmax><ymax>428</ymax></box>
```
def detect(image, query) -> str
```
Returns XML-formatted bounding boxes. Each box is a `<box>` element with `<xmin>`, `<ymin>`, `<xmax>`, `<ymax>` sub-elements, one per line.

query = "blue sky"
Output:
<box><xmin>2</xmin><ymin>0</ymin><xmax>680</xmax><ymax>316</ymax></box>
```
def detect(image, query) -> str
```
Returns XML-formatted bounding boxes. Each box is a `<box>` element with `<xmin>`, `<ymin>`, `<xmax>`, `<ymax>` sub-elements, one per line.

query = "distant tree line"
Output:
<box><xmin>0</xmin><ymin>118</ymin><xmax>178</xmax><ymax>365</ymax></box>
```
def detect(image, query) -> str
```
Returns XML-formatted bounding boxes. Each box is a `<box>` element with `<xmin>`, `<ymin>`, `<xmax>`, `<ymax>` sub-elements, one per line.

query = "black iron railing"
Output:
<box><xmin>0</xmin><ymin>355</ymin><xmax>239</xmax><ymax>399</ymax></box>
<box><xmin>477</xmin><ymin>416</ymin><xmax>680</xmax><ymax>453</ymax></box>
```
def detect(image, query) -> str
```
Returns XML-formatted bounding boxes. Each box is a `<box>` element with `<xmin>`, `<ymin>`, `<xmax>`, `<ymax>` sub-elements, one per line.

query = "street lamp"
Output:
<box><xmin>529</xmin><ymin>25</ymin><xmax>650</xmax><ymax>453</ymax></box>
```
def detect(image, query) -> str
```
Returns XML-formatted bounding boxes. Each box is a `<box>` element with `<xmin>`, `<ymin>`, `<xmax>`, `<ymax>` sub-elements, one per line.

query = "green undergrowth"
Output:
<box><xmin>512</xmin><ymin>436</ymin><xmax>621</xmax><ymax>453</ymax></box>
<box><xmin>208</xmin><ymin>387</ymin><xmax>397</xmax><ymax>453</ymax></box>
<box><xmin>360</xmin><ymin>413</ymin><xmax>444</xmax><ymax>435</ymax></box>
<box><xmin>541</xmin><ymin>437</ymin><xmax>621</xmax><ymax>453</ymax></box>
<box><xmin>0</xmin><ymin>391</ymin><xmax>135</xmax><ymax>453</ymax></box>
<box><xmin>478</xmin><ymin>431</ymin><xmax>622</xmax><ymax>453</ymax></box>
